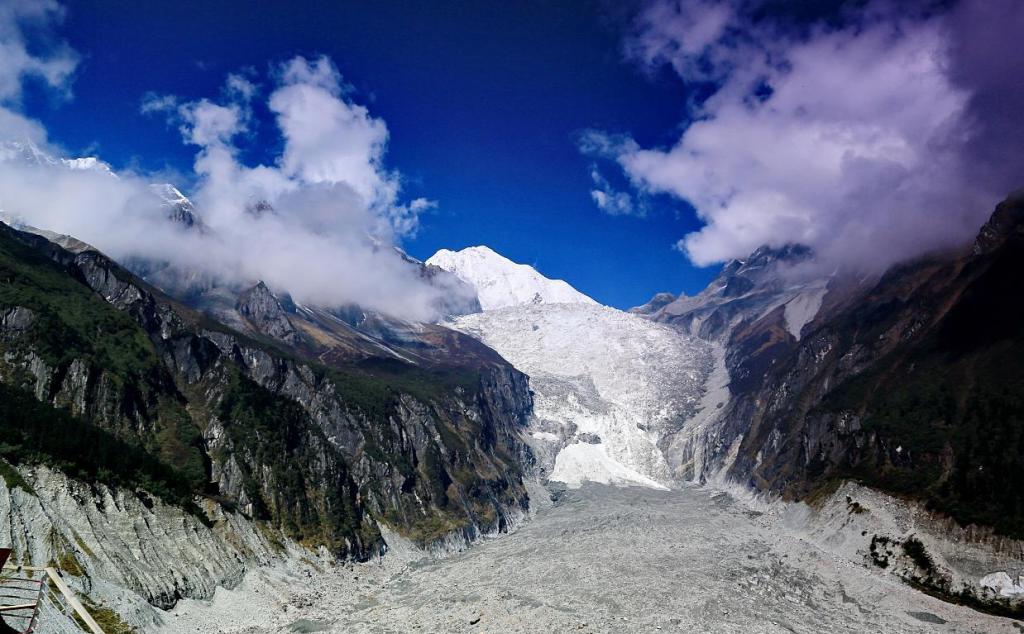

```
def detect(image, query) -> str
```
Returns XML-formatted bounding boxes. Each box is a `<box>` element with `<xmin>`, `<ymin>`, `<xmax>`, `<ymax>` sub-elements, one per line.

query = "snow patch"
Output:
<box><xmin>980</xmin><ymin>572</ymin><xmax>1024</xmax><ymax>597</ymax></box>
<box><xmin>0</xmin><ymin>141</ymin><xmax>115</xmax><ymax>177</ymax></box>
<box><xmin>783</xmin><ymin>285</ymin><xmax>827</xmax><ymax>340</ymax></box>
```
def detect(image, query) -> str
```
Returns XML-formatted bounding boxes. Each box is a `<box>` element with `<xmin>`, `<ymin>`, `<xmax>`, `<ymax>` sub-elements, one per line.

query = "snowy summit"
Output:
<box><xmin>426</xmin><ymin>245</ymin><xmax>597</xmax><ymax>311</ymax></box>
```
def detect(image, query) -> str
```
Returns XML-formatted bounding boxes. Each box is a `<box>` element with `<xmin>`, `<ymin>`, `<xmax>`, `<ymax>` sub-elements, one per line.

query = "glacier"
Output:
<box><xmin>448</xmin><ymin>302</ymin><xmax>713</xmax><ymax>490</ymax></box>
<box><xmin>429</xmin><ymin>245</ymin><xmax>717</xmax><ymax>491</ymax></box>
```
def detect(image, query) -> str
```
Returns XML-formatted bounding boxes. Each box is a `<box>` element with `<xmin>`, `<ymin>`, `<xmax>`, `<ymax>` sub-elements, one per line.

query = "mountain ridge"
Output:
<box><xmin>0</xmin><ymin>218</ymin><xmax>538</xmax><ymax>610</ymax></box>
<box><xmin>627</xmin><ymin>197</ymin><xmax>1024</xmax><ymax>543</ymax></box>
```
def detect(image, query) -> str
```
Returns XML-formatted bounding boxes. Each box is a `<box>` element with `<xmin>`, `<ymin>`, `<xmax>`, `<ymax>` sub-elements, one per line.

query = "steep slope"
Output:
<box><xmin>638</xmin><ymin>196</ymin><xmax>1024</xmax><ymax>542</ymax></box>
<box><xmin>1</xmin><ymin>143</ymin><xmax>485</xmax><ymax>368</ymax></box>
<box><xmin>721</xmin><ymin>196</ymin><xmax>1024</xmax><ymax>536</ymax></box>
<box><xmin>628</xmin><ymin>197</ymin><xmax>1024</xmax><ymax>535</ymax></box>
<box><xmin>635</xmin><ymin>244</ymin><xmax>832</xmax><ymax>342</ymax></box>
<box><xmin>449</xmin><ymin>302</ymin><xmax>713</xmax><ymax>489</ymax></box>
<box><xmin>0</xmin><ymin>220</ymin><xmax>535</xmax><ymax>611</ymax></box>
<box><xmin>619</xmin><ymin>245</ymin><xmax>840</xmax><ymax>485</ymax></box>
<box><xmin>427</xmin><ymin>245</ymin><xmax>597</xmax><ymax>310</ymax></box>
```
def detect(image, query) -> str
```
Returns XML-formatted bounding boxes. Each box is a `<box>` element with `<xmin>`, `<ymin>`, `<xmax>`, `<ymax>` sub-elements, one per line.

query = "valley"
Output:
<box><xmin>162</xmin><ymin>483</ymin><xmax>1015</xmax><ymax>633</ymax></box>
<box><xmin>1</xmin><ymin>3</ymin><xmax>1023</xmax><ymax>632</ymax></box>
<box><xmin>1</xmin><ymin>145</ymin><xmax>1022</xmax><ymax>632</ymax></box>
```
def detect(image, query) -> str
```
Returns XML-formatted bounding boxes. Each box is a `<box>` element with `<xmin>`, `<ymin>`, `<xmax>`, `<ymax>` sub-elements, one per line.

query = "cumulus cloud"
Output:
<box><xmin>0</xmin><ymin>0</ymin><xmax>77</xmax><ymax>104</ymax></box>
<box><xmin>140</xmin><ymin>56</ymin><xmax>447</xmax><ymax>317</ymax></box>
<box><xmin>591</xmin><ymin>0</ymin><xmax>1024</xmax><ymax>270</ymax></box>
<box><xmin>0</xmin><ymin>5</ymin><xmax>455</xmax><ymax>322</ymax></box>
<box><xmin>589</xmin><ymin>166</ymin><xmax>641</xmax><ymax>217</ymax></box>
<box><xmin>0</xmin><ymin>0</ymin><xmax>76</xmax><ymax>145</ymax></box>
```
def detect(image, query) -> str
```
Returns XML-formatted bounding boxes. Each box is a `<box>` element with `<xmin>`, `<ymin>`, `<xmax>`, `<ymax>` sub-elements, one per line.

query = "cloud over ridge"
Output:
<box><xmin>0</xmin><ymin>3</ymin><xmax>453</xmax><ymax>322</ymax></box>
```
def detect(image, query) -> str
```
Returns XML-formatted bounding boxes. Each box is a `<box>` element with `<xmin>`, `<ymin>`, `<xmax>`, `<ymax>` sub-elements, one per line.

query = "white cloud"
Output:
<box><xmin>0</xmin><ymin>4</ymin><xmax>456</xmax><ymax>322</ymax></box>
<box><xmin>592</xmin><ymin>0</ymin><xmax>1024</xmax><ymax>271</ymax></box>
<box><xmin>224</xmin><ymin>73</ymin><xmax>257</xmax><ymax>102</ymax></box>
<box><xmin>625</xmin><ymin>0</ymin><xmax>735</xmax><ymax>83</ymax></box>
<box><xmin>132</xmin><ymin>56</ymin><xmax>447</xmax><ymax>318</ymax></box>
<box><xmin>269</xmin><ymin>57</ymin><xmax>396</xmax><ymax>210</ymax></box>
<box><xmin>181</xmin><ymin>99</ymin><xmax>249</xmax><ymax>147</ymax></box>
<box><xmin>589</xmin><ymin>166</ymin><xmax>640</xmax><ymax>217</ymax></box>
<box><xmin>139</xmin><ymin>93</ymin><xmax>177</xmax><ymax>115</ymax></box>
<box><xmin>0</xmin><ymin>0</ymin><xmax>77</xmax><ymax>146</ymax></box>
<box><xmin>0</xmin><ymin>0</ymin><xmax>77</xmax><ymax>105</ymax></box>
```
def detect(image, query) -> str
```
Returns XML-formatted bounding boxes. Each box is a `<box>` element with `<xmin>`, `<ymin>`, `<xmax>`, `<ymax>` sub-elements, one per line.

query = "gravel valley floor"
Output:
<box><xmin>162</xmin><ymin>484</ymin><xmax>1018</xmax><ymax>634</ymax></box>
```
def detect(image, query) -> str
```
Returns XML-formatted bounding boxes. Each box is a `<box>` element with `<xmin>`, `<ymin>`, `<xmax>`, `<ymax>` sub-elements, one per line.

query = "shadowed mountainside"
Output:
<box><xmin>0</xmin><ymin>220</ymin><xmax>535</xmax><ymax>567</ymax></box>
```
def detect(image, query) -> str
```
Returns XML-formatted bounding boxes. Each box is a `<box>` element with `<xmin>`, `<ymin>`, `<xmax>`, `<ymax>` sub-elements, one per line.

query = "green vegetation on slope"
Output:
<box><xmin>77</xmin><ymin>597</ymin><xmax>136</xmax><ymax>634</ymax></box>
<box><xmin>324</xmin><ymin>357</ymin><xmax>479</xmax><ymax>420</ymax></box>
<box><xmin>217</xmin><ymin>371</ymin><xmax>376</xmax><ymax>552</ymax></box>
<box><xmin>820</xmin><ymin>239</ymin><xmax>1024</xmax><ymax>537</ymax></box>
<box><xmin>0</xmin><ymin>229</ymin><xmax>158</xmax><ymax>378</ymax></box>
<box><xmin>0</xmin><ymin>228</ymin><xmax>209</xmax><ymax>487</ymax></box>
<box><xmin>0</xmin><ymin>382</ymin><xmax>204</xmax><ymax>517</ymax></box>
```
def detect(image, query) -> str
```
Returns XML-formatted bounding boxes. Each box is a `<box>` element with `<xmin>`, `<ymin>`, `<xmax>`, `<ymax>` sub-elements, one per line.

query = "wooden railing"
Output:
<box><xmin>0</xmin><ymin>565</ymin><xmax>105</xmax><ymax>634</ymax></box>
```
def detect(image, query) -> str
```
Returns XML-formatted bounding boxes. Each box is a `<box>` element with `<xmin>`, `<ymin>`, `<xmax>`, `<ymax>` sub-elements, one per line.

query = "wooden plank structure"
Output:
<box><xmin>0</xmin><ymin>548</ymin><xmax>42</xmax><ymax>634</ymax></box>
<box><xmin>0</xmin><ymin>549</ymin><xmax>106</xmax><ymax>634</ymax></box>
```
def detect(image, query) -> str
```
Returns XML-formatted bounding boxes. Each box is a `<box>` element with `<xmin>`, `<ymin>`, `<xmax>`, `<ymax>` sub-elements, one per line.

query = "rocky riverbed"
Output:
<box><xmin>159</xmin><ymin>483</ymin><xmax>1017</xmax><ymax>633</ymax></box>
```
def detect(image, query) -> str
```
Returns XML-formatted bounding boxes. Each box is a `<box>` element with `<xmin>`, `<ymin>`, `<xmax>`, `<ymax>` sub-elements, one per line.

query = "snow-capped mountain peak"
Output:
<box><xmin>426</xmin><ymin>245</ymin><xmax>597</xmax><ymax>311</ymax></box>
<box><xmin>150</xmin><ymin>183</ymin><xmax>204</xmax><ymax>230</ymax></box>
<box><xmin>0</xmin><ymin>140</ymin><xmax>115</xmax><ymax>177</ymax></box>
<box><xmin>151</xmin><ymin>183</ymin><xmax>190</xmax><ymax>205</ymax></box>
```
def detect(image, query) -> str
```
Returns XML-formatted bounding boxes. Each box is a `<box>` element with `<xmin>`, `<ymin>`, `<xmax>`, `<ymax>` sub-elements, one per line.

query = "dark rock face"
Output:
<box><xmin>236</xmin><ymin>281</ymin><xmax>303</xmax><ymax>345</ymax></box>
<box><xmin>628</xmin><ymin>292</ymin><xmax>676</xmax><ymax>315</ymax></box>
<box><xmin>703</xmin><ymin>197</ymin><xmax>1024</xmax><ymax>538</ymax></box>
<box><xmin>150</xmin><ymin>183</ymin><xmax>205</xmax><ymax>231</ymax></box>
<box><xmin>245</xmin><ymin>199</ymin><xmax>275</xmax><ymax>218</ymax></box>
<box><xmin>164</xmin><ymin>196</ymin><xmax>201</xmax><ymax>229</ymax></box>
<box><xmin>641</xmin><ymin>243</ymin><xmax>821</xmax><ymax>341</ymax></box>
<box><xmin>973</xmin><ymin>193</ymin><xmax>1024</xmax><ymax>255</ymax></box>
<box><xmin>0</xmin><ymin>221</ymin><xmax>536</xmax><ymax>565</ymax></box>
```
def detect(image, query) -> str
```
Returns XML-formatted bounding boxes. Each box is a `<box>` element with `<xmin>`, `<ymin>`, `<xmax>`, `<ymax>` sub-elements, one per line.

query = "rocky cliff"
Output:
<box><xmin>0</xmin><ymin>220</ymin><xmax>536</xmax><ymax>613</ymax></box>
<box><xmin>722</xmin><ymin>196</ymin><xmax>1024</xmax><ymax>536</ymax></box>
<box><xmin>637</xmin><ymin>244</ymin><xmax>828</xmax><ymax>342</ymax></box>
<box><xmin>640</xmin><ymin>196</ymin><xmax>1024</xmax><ymax>543</ymax></box>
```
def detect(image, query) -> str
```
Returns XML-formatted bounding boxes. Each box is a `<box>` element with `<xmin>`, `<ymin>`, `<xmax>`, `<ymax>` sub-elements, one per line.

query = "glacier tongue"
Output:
<box><xmin>449</xmin><ymin>303</ymin><xmax>713</xmax><ymax>490</ymax></box>
<box><xmin>551</xmin><ymin>443</ymin><xmax>669</xmax><ymax>490</ymax></box>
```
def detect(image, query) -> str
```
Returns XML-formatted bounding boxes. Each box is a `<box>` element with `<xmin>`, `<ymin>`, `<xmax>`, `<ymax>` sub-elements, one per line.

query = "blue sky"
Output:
<box><xmin>23</xmin><ymin>0</ymin><xmax>717</xmax><ymax>309</ymax></box>
<box><xmin>16</xmin><ymin>1</ymin><xmax>1021</xmax><ymax>313</ymax></box>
